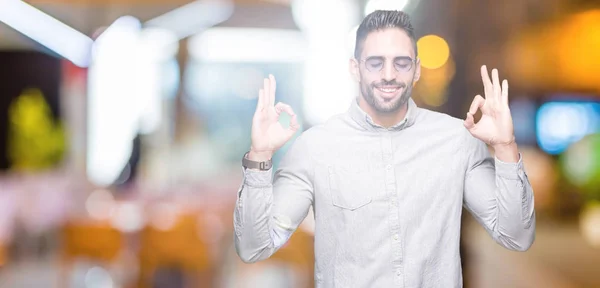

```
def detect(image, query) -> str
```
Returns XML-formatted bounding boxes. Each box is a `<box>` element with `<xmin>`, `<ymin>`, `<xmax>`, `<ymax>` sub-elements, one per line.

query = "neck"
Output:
<box><xmin>357</xmin><ymin>96</ymin><xmax>409</xmax><ymax>128</ymax></box>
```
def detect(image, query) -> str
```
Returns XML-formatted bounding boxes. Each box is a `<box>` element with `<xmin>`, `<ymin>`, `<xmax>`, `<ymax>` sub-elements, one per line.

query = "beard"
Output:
<box><xmin>360</xmin><ymin>77</ymin><xmax>414</xmax><ymax>113</ymax></box>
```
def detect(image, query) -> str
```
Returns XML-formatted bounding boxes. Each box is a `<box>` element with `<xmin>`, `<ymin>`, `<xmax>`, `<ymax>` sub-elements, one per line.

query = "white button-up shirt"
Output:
<box><xmin>234</xmin><ymin>97</ymin><xmax>536</xmax><ymax>287</ymax></box>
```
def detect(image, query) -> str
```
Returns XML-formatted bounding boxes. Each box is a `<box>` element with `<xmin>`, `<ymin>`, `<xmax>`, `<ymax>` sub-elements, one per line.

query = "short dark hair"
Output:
<box><xmin>354</xmin><ymin>10</ymin><xmax>418</xmax><ymax>60</ymax></box>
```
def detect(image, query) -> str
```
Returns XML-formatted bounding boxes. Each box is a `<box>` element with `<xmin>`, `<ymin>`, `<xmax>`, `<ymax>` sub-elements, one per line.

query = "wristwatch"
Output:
<box><xmin>242</xmin><ymin>151</ymin><xmax>272</xmax><ymax>171</ymax></box>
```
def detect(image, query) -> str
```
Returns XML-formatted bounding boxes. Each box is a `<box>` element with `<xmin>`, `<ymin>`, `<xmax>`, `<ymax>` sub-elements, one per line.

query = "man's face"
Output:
<box><xmin>351</xmin><ymin>28</ymin><xmax>421</xmax><ymax>113</ymax></box>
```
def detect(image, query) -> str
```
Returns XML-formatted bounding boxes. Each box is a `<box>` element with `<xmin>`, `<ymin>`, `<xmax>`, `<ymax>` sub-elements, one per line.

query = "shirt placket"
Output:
<box><xmin>382</xmin><ymin>131</ymin><xmax>404</xmax><ymax>286</ymax></box>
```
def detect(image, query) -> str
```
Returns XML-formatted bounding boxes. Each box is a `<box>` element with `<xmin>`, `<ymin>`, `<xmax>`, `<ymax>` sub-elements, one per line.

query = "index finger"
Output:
<box><xmin>269</xmin><ymin>74</ymin><xmax>276</xmax><ymax>107</ymax></box>
<box><xmin>469</xmin><ymin>95</ymin><xmax>485</xmax><ymax>115</ymax></box>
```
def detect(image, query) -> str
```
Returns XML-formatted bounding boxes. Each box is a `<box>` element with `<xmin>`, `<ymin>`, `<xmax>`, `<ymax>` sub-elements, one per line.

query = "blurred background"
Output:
<box><xmin>0</xmin><ymin>0</ymin><xmax>599</xmax><ymax>287</ymax></box>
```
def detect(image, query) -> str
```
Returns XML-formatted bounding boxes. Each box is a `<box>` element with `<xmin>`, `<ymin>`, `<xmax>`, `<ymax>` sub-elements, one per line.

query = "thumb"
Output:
<box><xmin>463</xmin><ymin>112</ymin><xmax>476</xmax><ymax>130</ymax></box>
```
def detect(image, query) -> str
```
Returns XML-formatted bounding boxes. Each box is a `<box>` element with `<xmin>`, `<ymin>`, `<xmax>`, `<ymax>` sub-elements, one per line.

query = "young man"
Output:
<box><xmin>234</xmin><ymin>10</ymin><xmax>535</xmax><ymax>288</ymax></box>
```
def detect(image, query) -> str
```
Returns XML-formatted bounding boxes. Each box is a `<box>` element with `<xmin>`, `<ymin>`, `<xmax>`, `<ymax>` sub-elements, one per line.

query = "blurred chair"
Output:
<box><xmin>268</xmin><ymin>228</ymin><xmax>314</xmax><ymax>288</ymax></box>
<box><xmin>137</xmin><ymin>212</ymin><xmax>213</xmax><ymax>288</ymax></box>
<box><xmin>222</xmin><ymin>227</ymin><xmax>315</xmax><ymax>288</ymax></box>
<box><xmin>0</xmin><ymin>241</ymin><xmax>6</xmax><ymax>268</ymax></box>
<box><xmin>59</xmin><ymin>220</ymin><xmax>125</xmax><ymax>287</ymax></box>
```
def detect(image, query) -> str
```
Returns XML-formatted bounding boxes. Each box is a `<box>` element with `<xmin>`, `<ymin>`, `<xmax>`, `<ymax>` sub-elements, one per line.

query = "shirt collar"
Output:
<box><xmin>348</xmin><ymin>96</ymin><xmax>419</xmax><ymax>131</ymax></box>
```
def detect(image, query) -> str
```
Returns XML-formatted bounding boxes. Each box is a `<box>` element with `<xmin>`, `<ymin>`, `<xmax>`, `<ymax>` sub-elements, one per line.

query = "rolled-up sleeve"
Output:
<box><xmin>233</xmin><ymin>133</ymin><xmax>315</xmax><ymax>263</ymax></box>
<box><xmin>462</xmin><ymin>131</ymin><xmax>536</xmax><ymax>252</ymax></box>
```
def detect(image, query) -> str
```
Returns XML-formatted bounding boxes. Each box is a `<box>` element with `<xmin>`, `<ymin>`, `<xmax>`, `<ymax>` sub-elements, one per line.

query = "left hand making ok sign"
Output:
<box><xmin>463</xmin><ymin>65</ymin><xmax>516</xmax><ymax>148</ymax></box>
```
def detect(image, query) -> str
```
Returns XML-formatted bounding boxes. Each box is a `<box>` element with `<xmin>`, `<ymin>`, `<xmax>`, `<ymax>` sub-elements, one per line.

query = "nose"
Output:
<box><xmin>382</xmin><ymin>62</ymin><xmax>396</xmax><ymax>81</ymax></box>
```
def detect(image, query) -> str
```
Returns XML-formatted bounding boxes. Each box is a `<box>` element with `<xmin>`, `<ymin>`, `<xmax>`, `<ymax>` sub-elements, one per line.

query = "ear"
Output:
<box><xmin>349</xmin><ymin>58</ymin><xmax>360</xmax><ymax>83</ymax></box>
<box><xmin>413</xmin><ymin>57</ymin><xmax>422</xmax><ymax>84</ymax></box>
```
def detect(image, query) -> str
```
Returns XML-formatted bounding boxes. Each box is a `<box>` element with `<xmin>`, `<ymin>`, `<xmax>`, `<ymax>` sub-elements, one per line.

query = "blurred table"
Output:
<box><xmin>464</xmin><ymin>218</ymin><xmax>600</xmax><ymax>288</ymax></box>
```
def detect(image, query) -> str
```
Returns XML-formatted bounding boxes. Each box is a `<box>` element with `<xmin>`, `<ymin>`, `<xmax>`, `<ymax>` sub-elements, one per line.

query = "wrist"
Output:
<box><xmin>248</xmin><ymin>149</ymin><xmax>273</xmax><ymax>162</ymax></box>
<box><xmin>493</xmin><ymin>141</ymin><xmax>519</xmax><ymax>163</ymax></box>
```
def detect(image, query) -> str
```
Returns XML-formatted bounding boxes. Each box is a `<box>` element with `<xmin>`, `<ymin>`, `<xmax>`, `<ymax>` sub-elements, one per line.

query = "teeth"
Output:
<box><xmin>379</xmin><ymin>87</ymin><xmax>399</xmax><ymax>93</ymax></box>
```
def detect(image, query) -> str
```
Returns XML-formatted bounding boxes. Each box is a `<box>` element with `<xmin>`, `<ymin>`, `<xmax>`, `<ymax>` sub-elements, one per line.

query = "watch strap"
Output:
<box><xmin>242</xmin><ymin>152</ymin><xmax>272</xmax><ymax>170</ymax></box>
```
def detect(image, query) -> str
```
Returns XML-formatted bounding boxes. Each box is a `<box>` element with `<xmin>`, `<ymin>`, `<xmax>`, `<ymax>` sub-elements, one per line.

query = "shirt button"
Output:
<box><xmin>393</xmin><ymin>234</ymin><xmax>399</xmax><ymax>240</ymax></box>
<box><xmin>386</xmin><ymin>164</ymin><xmax>393</xmax><ymax>170</ymax></box>
<box><xmin>396</xmin><ymin>271</ymin><xmax>401</xmax><ymax>276</ymax></box>
<box><xmin>391</xmin><ymin>199</ymin><xmax>397</xmax><ymax>206</ymax></box>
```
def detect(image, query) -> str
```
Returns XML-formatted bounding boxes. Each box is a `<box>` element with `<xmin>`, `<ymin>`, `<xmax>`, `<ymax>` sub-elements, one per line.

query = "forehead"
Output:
<box><xmin>360</xmin><ymin>28</ymin><xmax>415</xmax><ymax>59</ymax></box>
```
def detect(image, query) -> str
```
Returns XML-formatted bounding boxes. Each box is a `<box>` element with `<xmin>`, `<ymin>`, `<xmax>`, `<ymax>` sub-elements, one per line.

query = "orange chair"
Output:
<box><xmin>137</xmin><ymin>212</ymin><xmax>213</xmax><ymax>288</ymax></box>
<box><xmin>0</xmin><ymin>242</ymin><xmax>6</xmax><ymax>268</ymax></box>
<box><xmin>59</xmin><ymin>220</ymin><xmax>125</xmax><ymax>287</ymax></box>
<box><xmin>268</xmin><ymin>228</ymin><xmax>315</xmax><ymax>288</ymax></box>
<box><xmin>223</xmin><ymin>228</ymin><xmax>315</xmax><ymax>288</ymax></box>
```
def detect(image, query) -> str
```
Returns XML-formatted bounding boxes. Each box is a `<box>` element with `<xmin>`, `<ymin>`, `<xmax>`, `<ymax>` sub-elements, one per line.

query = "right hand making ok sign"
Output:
<box><xmin>248</xmin><ymin>75</ymin><xmax>299</xmax><ymax>161</ymax></box>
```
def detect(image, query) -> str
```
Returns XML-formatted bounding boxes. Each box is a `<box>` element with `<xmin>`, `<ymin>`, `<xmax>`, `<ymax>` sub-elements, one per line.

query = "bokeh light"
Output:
<box><xmin>85</xmin><ymin>189</ymin><xmax>116</xmax><ymax>221</ymax></box>
<box><xmin>580</xmin><ymin>201</ymin><xmax>600</xmax><ymax>248</ymax></box>
<box><xmin>536</xmin><ymin>101</ymin><xmax>600</xmax><ymax>155</ymax></box>
<box><xmin>417</xmin><ymin>35</ymin><xmax>450</xmax><ymax>70</ymax></box>
<box><xmin>110</xmin><ymin>202</ymin><xmax>144</xmax><ymax>233</ymax></box>
<box><xmin>561</xmin><ymin>133</ymin><xmax>600</xmax><ymax>197</ymax></box>
<box><xmin>84</xmin><ymin>266</ymin><xmax>114</xmax><ymax>288</ymax></box>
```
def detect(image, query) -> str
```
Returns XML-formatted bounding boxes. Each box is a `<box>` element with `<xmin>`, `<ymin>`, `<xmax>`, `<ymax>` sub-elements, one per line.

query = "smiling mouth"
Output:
<box><xmin>376</xmin><ymin>87</ymin><xmax>400</xmax><ymax>93</ymax></box>
<box><xmin>375</xmin><ymin>86</ymin><xmax>402</xmax><ymax>98</ymax></box>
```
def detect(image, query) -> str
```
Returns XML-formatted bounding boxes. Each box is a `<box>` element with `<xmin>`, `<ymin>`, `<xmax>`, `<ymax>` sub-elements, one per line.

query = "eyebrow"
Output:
<box><xmin>365</xmin><ymin>56</ymin><xmax>413</xmax><ymax>61</ymax></box>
